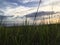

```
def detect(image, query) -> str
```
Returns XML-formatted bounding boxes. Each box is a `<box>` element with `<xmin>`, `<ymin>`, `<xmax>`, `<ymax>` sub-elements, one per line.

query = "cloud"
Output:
<box><xmin>0</xmin><ymin>0</ymin><xmax>60</xmax><ymax>25</ymax></box>
<box><xmin>0</xmin><ymin>0</ymin><xmax>60</xmax><ymax>8</ymax></box>
<box><xmin>0</xmin><ymin>0</ymin><xmax>60</xmax><ymax>15</ymax></box>
<box><xmin>3</xmin><ymin>6</ymin><xmax>31</xmax><ymax>17</ymax></box>
<box><xmin>1</xmin><ymin>2</ymin><xmax>60</xmax><ymax>17</ymax></box>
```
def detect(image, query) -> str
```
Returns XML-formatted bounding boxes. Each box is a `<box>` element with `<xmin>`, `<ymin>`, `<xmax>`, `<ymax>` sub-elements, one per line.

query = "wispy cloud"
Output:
<box><xmin>0</xmin><ymin>0</ymin><xmax>60</xmax><ymax>24</ymax></box>
<box><xmin>0</xmin><ymin>0</ymin><xmax>60</xmax><ymax>16</ymax></box>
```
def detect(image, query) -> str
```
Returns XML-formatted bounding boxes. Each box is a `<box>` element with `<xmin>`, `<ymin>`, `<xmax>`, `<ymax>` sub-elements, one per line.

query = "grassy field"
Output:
<box><xmin>0</xmin><ymin>24</ymin><xmax>60</xmax><ymax>45</ymax></box>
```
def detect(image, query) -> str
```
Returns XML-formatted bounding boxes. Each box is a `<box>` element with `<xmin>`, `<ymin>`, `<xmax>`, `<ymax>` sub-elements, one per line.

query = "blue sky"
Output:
<box><xmin>0</xmin><ymin>0</ymin><xmax>60</xmax><ymax>23</ymax></box>
<box><xmin>0</xmin><ymin>0</ymin><xmax>39</xmax><ymax>8</ymax></box>
<box><xmin>0</xmin><ymin>0</ymin><xmax>60</xmax><ymax>24</ymax></box>
<box><xmin>0</xmin><ymin>0</ymin><xmax>60</xmax><ymax>16</ymax></box>
<box><xmin>0</xmin><ymin>0</ymin><xmax>60</xmax><ymax>7</ymax></box>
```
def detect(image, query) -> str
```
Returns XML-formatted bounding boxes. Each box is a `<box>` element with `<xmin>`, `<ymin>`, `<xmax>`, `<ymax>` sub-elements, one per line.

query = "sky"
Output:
<box><xmin>0</xmin><ymin>0</ymin><xmax>60</xmax><ymax>25</ymax></box>
<box><xmin>0</xmin><ymin>0</ymin><xmax>60</xmax><ymax>17</ymax></box>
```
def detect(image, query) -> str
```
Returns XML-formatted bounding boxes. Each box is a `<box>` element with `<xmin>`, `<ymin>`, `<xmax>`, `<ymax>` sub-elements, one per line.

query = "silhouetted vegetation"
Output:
<box><xmin>0</xmin><ymin>24</ymin><xmax>60</xmax><ymax>45</ymax></box>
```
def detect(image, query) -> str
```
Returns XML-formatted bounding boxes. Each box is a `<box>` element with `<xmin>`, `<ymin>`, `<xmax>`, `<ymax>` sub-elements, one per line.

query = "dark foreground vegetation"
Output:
<box><xmin>0</xmin><ymin>24</ymin><xmax>60</xmax><ymax>45</ymax></box>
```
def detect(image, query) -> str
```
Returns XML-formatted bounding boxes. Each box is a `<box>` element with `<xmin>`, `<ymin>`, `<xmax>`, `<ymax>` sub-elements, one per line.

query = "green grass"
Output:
<box><xmin>0</xmin><ymin>24</ymin><xmax>60</xmax><ymax>45</ymax></box>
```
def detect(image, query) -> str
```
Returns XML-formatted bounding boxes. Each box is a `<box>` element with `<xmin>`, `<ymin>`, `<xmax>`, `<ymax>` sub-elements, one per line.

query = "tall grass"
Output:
<box><xmin>0</xmin><ymin>24</ymin><xmax>60</xmax><ymax>45</ymax></box>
